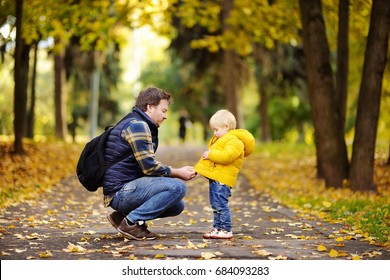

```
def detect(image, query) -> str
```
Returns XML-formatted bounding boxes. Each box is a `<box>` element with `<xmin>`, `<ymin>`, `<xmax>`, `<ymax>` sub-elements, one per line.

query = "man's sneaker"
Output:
<box><xmin>107</xmin><ymin>211</ymin><xmax>125</xmax><ymax>229</ymax></box>
<box><xmin>210</xmin><ymin>229</ymin><xmax>233</xmax><ymax>239</ymax></box>
<box><xmin>118</xmin><ymin>219</ymin><xmax>157</xmax><ymax>240</ymax></box>
<box><xmin>203</xmin><ymin>228</ymin><xmax>219</xmax><ymax>239</ymax></box>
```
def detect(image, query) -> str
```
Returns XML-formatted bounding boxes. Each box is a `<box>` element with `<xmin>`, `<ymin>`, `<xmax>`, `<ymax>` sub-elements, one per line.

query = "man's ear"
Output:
<box><xmin>146</xmin><ymin>104</ymin><xmax>154</xmax><ymax>112</ymax></box>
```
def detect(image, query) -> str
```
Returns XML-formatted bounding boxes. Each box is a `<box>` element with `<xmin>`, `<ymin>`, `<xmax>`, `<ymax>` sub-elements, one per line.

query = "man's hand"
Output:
<box><xmin>170</xmin><ymin>166</ymin><xmax>196</xmax><ymax>181</ymax></box>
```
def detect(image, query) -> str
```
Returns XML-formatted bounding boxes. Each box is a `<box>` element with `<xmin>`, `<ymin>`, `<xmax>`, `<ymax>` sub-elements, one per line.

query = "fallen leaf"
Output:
<box><xmin>15</xmin><ymin>248</ymin><xmax>27</xmax><ymax>253</ymax></box>
<box><xmin>154</xmin><ymin>254</ymin><xmax>165</xmax><ymax>259</ymax></box>
<box><xmin>351</xmin><ymin>254</ymin><xmax>361</xmax><ymax>260</ymax></box>
<box><xmin>269</xmin><ymin>255</ymin><xmax>288</xmax><ymax>260</ymax></box>
<box><xmin>322</xmin><ymin>201</ymin><xmax>332</xmax><ymax>208</ymax></box>
<box><xmin>201</xmin><ymin>252</ymin><xmax>216</xmax><ymax>260</ymax></box>
<box><xmin>285</xmin><ymin>234</ymin><xmax>299</xmax><ymax>239</ymax></box>
<box><xmin>186</xmin><ymin>240</ymin><xmax>198</xmax><ymax>249</ymax></box>
<box><xmin>196</xmin><ymin>243</ymin><xmax>209</xmax><ymax>248</ymax></box>
<box><xmin>240</xmin><ymin>235</ymin><xmax>254</xmax><ymax>240</ymax></box>
<box><xmin>328</xmin><ymin>249</ymin><xmax>339</xmax><ymax>258</ymax></box>
<box><xmin>152</xmin><ymin>244</ymin><xmax>168</xmax><ymax>250</ymax></box>
<box><xmin>317</xmin><ymin>245</ymin><xmax>327</xmax><ymax>252</ymax></box>
<box><xmin>252</xmin><ymin>249</ymin><xmax>272</xmax><ymax>256</ymax></box>
<box><xmin>38</xmin><ymin>251</ymin><xmax>53</xmax><ymax>258</ymax></box>
<box><xmin>64</xmin><ymin>242</ymin><xmax>86</xmax><ymax>253</ymax></box>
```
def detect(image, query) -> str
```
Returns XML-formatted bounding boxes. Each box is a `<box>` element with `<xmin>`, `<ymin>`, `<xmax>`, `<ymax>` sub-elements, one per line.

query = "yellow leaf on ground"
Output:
<box><xmin>328</xmin><ymin>249</ymin><xmax>339</xmax><ymax>258</ymax></box>
<box><xmin>65</xmin><ymin>243</ymin><xmax>86</xmax><ymax>253</ymax></box>
<box><xmin>240</xmin><ymin>235</ymin><xmax>254</xmax><ymax>240</ymax></box>
<box><xmin>154</xmin><ymin>254</ymin><xmax>165</xmax><ymax>259</ymax></box>
<box><xmin>152</xmin><ymin>244</ymin><xmax>167</xmax><ymax>250</ymax></box>
<box><xmin>351</xmin><ymin>254</ymin><xmax>361</xmax><ymax>260</ymax></box>
<box><xmin>317</xmin><ymin>245</ymin><xmax>327</xmax><ymax>252</ymax></box>
<box><xmin>285</xmin><ymin>234</ymin><xmax>299</xmax><ymax>239</ymax></box>
<box><xmin>252</xmin><ymin>249</ymin><xmax>272</xmax><ymax>256</ymax></box>
<box><xmin>38</xmin><ymin>251</ymin><xmax>53</xmax><ymax>258</ymax></box>
<box><xmin>269</xmin><ymin>255</ymin><xmax>288</xmax><ymax>260</ymax></box>
<box><xmin>15</xmin><ymin>248</ymin><xmax>27</xmax><ymax>253</ymax></box>
<box><xmin>201</xmin><ymin>252</ymin><xmax>216</xmax><ymax>260</ymax></box>
<box><xmin>186</xmin><ymin>240</ymin><xmax>198</xmax><ymax>249</ymax></box>
<box><xmin>322</xmin><ymin>201</ymin><xmax>332</xmax><ymax>208</ymax></box>
<box><xmin>335</xmin><ymin>237</ymin><xmax>344</xmax><ymax>242</ymax></box>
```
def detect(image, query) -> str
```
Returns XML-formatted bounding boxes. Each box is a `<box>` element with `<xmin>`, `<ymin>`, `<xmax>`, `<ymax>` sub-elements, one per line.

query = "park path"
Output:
<box><xmin>0</xmin><ymin>145</ymin><xmax>389</xmax><ymax>260</ymax></box>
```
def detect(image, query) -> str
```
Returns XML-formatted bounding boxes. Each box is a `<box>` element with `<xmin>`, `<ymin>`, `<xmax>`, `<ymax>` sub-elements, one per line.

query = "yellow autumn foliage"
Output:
<box><xmin>0</xmin><ymin>140</ymin><xmax>82</xmax><ymax>208</ymax></box>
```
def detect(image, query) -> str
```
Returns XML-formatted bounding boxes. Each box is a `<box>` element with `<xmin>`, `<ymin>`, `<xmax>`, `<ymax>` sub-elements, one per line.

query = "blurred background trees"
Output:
<box><xmin>1</xmin><ymin>0</ymin><xmax>389</xmax><ymax>192</ymax></box>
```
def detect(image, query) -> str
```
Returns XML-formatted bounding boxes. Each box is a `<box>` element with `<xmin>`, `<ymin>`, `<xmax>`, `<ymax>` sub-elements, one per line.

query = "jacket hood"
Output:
<box><xmin>229</xmin><ymin>129</ymin><xmax>255</xmax><ymax>157</ymax></box>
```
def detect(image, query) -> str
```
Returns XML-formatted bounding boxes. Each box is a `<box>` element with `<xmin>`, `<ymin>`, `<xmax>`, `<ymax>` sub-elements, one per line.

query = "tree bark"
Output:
<box><xmin>349</xmin><ymin>0</ymin><xmax>390</xmax><ymax>192</ymax></box>
<box><xmin>299</xmin><ymin>0</ymin><xmax>349</xmax><ymax>188</ymax></box>
<box><xmin>253</xmin><ymin>44</ymin><xmax>271</xmax><ymax>142</ymax></box>
<box><xmin>54</xmin><ymin>43</ymin><xmax>67</xmax><ymax>139</ymax></box>
<box><xmin>89</xmin><ymin>50</ymin><xmax>101</xmax><ymax>138</ymax></box>
<box><xmin>221</xmin><ymin>0</ymin><xmax>242</xmax><ymax>127</ymax></box>
<box><xmin>387</xmin><ymin>140</ymin><xmax>390</xmax><ymax>166</ymax></box>
<box><xmin>27</xmin><ymin>41</ymin><xmax>38</xmax><ymax>139</ymax></box>
<box><xmin>13</xmin><ymin>0</ymin><xmax>30</xmax><ymax>154</ymax></box>
<box><xmin>336</xmin><ymin>0</ymin><xmax>349</xmax><ymax>130</ymax></box>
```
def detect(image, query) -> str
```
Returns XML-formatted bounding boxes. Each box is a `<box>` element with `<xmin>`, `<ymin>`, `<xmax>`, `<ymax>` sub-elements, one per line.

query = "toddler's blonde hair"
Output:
<box><xmin>209</xmin><ymin>109</ymin><xmax>237</xmax><ymax>130</ymax></box>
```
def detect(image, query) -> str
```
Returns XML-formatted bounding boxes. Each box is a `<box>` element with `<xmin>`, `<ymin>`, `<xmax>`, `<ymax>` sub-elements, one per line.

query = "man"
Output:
<box><xmin>103</xmin><ymin>87</ymin><xmax>196</xmax><ymax>240</ymax></box>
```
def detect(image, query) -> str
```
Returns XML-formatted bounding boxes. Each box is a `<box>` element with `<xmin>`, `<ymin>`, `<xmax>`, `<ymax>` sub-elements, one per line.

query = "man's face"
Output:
<box><xmin>145</xmin><ymin>99</ymin><xmax>169</xmax><ymax>127</ymax></box>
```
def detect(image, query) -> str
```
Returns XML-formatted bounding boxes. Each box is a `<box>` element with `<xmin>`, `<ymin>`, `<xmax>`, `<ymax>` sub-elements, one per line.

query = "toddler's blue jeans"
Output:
<box><xmin>209</xmin><ymin>179</ymin><xmax>232</xmax><ymax>232</ymax></box>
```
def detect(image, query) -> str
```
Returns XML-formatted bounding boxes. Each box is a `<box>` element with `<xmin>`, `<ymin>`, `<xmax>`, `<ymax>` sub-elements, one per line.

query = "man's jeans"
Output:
<box><xmin>110</xmin><ymin>177</ymin><xmax>187</xmax><ymax>223</ymax></box>
<box><xmin>209</xmin><ymin>180</ymin><xmax>232</xmax><ymax>232</ymax></box>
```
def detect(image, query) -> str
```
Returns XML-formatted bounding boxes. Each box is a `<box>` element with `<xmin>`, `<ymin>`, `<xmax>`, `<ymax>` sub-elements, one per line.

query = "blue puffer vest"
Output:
<box><xmin>102</xmin><ymin>107</ymin><xmax>159</xmax><ymax>196</ymax></box>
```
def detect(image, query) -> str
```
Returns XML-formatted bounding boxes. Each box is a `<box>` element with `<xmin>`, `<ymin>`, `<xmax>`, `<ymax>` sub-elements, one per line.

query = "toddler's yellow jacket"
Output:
<box><xmin>194</xmin><ymin>129</ymin><xmax>255</xmax><ymax>188</ymax></box>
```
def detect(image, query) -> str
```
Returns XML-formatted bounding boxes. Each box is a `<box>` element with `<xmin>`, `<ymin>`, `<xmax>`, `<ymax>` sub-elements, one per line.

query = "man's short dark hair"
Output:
<box><xmin>136</xmin><ymin>87</ymin><xmax>172</xmax><ymax>111</ymax></box>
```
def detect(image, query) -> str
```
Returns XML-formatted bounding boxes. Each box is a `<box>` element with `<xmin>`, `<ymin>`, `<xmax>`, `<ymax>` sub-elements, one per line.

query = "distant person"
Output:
<box><xmin>194</xmin><ymin>109</ymin><xmax>255</xmax><ymax>239</ymax></box>
<box><xmin>178</xmin><ymin>108</ymin><xmax>189</xmax><ymax>142</ymax></box>
<box><xmin>103</xmin><ymin>87</ymin><xmax>196</xmax><ymax>240</ymax></box>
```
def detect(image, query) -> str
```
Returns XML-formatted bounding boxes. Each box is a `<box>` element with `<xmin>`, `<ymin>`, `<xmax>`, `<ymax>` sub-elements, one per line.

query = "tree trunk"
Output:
<box><xmin>221</xmin><ymin>0</ymin><xmax>242</xmax><ymax>127</ymax></box>
<box><xmin>387</xmin><ymin>139</ymin><xmax>390</xmax><ymax>166</ymax></box>
<box><xmin>54</xmin><ymin>43</ymin><xmax>67</xmax><ymax>139</ymax></box>
<box><xmin>253</xmin><ymin>44</ymin><xmax>271</xmax><ymax>142</ymax></box>
<box><xmin>349</xmin><ymin>0</ymin><xmax>390</xmax><ymax>192</ymax></box>
<box><xmin>299</xmin><ymin>0</ymin><xmax>349</xmax><ymax>188</ymax></box>
<box><xmin>89</xmin><ymin>51</ymin><xmax>101</xmax><ymax>139</ymax></box>
<box><xmin>13</xmin><ymin>0</ymin><xmax>30</xmax><ymax>154</ymax></box>
<box><xmin>259</xmin><ymin>79</ymin><xmax>271</xmax><ymax>142</ymax></box>
<box><xmin>336</xmin><ymin>0</ymin><xmax>349</xmax><ymax>130</ymax></box>
<box><xmin>27</xmin><ymin>41</ymin><xmax>38</xmax><ymax>139</ymax></box>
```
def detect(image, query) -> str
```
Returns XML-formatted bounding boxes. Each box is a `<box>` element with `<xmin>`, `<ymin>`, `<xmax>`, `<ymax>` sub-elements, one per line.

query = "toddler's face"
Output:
<box><xmin>212</xmin><ymin>125</ymin><xmax>229</xmax><ymax>138</ymax></box>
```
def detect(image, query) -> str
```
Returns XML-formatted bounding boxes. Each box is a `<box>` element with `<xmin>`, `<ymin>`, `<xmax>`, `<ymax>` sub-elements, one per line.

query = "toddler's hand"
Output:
<box><xmin>202</xmin><ymin>151</ymin><xmax>209</xmax><ymax>159</ymax></box>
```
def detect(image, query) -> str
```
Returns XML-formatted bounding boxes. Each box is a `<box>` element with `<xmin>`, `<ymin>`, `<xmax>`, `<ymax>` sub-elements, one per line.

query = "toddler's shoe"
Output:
<box><xmin>211</xmin><ymin>229</ymin><xmax>233</xmax><ymax>239</ymax></box>
<box><xmin>203</xmin><ymin>228</ymin><xmax>219</xmax><ymax>239</ymax></box>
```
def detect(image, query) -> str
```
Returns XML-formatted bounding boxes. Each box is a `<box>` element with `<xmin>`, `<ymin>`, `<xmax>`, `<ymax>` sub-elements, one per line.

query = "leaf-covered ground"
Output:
<box><xmin>0</xmin><ymin>140</ymin><xmax>82</xmax><ymax>208</ymax></box>
<box><xmin>0</xmin><ymin>141</ymin><xmax>389</xmax><ymax>260</ymax></box>
<box><xmin>242</xmin><ymin>143</ymin><xmax>390</xmax><ymax>248</ymax></box>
